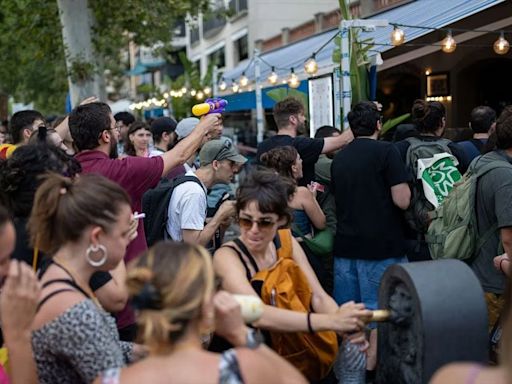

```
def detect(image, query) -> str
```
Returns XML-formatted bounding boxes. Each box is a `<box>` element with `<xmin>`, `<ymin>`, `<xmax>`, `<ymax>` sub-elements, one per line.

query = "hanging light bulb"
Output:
<box><xmin>231</xmin><ymin>80</ymin><xmax>239</xmax><ymax>93</ymax></box>
<box><xmin>219</xmin><ymin>79</ymin><xmax>227</xmax><ymax>91</ymax></box>
<box><xmin>304</xmin><ymin>55</ymin><xmax>318</xmax><ymax>75</ymax></box>
<box><xmin>196</xmin><ymin>91</ymin><xmax>204</xmax><ymax>100</ymax></box>
<box><xmin>203</xmin><ymin>86</ymin><xmax>212</xmax><ymax>95</ymax></box>
<box><xmin>390</xmin><ymin>26</ymin><xmax>405</xmax><ymax>46</ymax></box>
<box><xmin>494</xmin><ymin>32</ymin><xmax>510</xmax><ymax>55</ymax></box>
<box><xmin>287</xmin><ymin>68</ymin><xmax>300</xmax><ymax>89</ymax></box>
<box><xmin>181</xmin><ymin>86</ymin><xmax>187</xmax><ymax>93</ymax></box>
<box><xmin>441</xmin><ymin>31</ymin><xmax>456</xmax><ymax>53</ymax></box>
<box><xmin>268</xmin><ymin>67</ymin><xmax>278</xmax><ymax>84</ymax></box>
<box><xmin>190</xmin><ymin>89</ymin><xmax>197</xmax><ymax>97</ymax></box>
<box><xmin>239</xmin><ymin>73</ymin><xmax>249</xmax><ymax>87</ymax></box>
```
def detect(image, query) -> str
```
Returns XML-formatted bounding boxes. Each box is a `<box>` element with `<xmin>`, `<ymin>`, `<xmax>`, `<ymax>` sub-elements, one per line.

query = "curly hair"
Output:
<box><xmin>260</xmin><ymin>146</ymin><xmax>298</xmax><ymax>180</ymax></box>
<box><xmin>0</xmin><ymin>143</ymin><xmax>81</xmax><ymax>217</ymax></box>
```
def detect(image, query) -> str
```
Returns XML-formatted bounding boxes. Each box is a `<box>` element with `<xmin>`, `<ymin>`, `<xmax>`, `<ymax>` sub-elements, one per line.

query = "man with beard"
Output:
<box><xmin>256</xmin><ymin>97</ymin><xmax>353</xmax><ymax>186</ymax></box>
<box><xmin>149</xmin><ymin>116</ymin><xmax>177</xmax><ymax>156</ymax></box>
<box><xmin>68</xmin><ymin>102</ymin><xmax>222</xmax><ymax>341</ymax></box>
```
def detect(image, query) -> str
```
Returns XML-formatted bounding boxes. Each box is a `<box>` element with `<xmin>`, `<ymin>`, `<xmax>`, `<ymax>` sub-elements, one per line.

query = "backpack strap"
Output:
<box><xmin>221</xmin><ymin>244</ymin><xmax>253</xmax><ymax>281</ymax></box>
<box><xmin>164</xmin><ymin>175</ymin><xmax>205</xmax><ymax>240</ymax></box>
<box><xmin>277</xmin><ymin>229</ymin><xmax>293</xmax><ymax>260</ymax></box>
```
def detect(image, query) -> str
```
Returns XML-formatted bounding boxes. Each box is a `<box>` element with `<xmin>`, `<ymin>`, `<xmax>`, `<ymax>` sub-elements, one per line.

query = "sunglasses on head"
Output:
<box><xmin>238</xmin><ymin>216</ymin><xmax>277</xmax><ymax>231</ymax></box>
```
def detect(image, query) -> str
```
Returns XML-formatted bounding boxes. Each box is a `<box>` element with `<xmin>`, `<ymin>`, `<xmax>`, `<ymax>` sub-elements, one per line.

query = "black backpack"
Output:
<box><xmin>142</xmin><ymin>175</ymin><xmax>203</xmax><ymax>246</ymax></box>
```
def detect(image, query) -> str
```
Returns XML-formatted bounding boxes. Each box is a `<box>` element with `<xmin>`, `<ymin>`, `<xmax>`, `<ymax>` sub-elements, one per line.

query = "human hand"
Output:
<box><xmin>199</xmin><ymin>113</ymin><xmax>223</xmax><ymax>139</ymax></box>
<box><xmin>332</xmin><ymin>301</ymin><xmax>371</xmax><ymax>334</ymax></box>
<box><xmin>0</xmin><ymin>260</ymin><xmax>40</xmax><ymax>340</ymax></box>
<box><xmin>494</xmin><ymin>253</ymin><xmax>509</xmax><ymax>275</ymax></box>
<box><xmin>213</xmin><ymin>291</ymin><xmax>247</xmax><ymax>347</ymax></box>
<box><xmin>216</xmin><ymin>200</ymin><xmax>236</xmax><ymax>221</ymax></box>
<box><xmin>128</xmin><ymin>213</ymin><xmax>142</xmax><ymax>241</ymax></box>
<box><xmin>347</xmin><ymin>331</ymin><xmax>370</xmax><ymax>352</ymax></box>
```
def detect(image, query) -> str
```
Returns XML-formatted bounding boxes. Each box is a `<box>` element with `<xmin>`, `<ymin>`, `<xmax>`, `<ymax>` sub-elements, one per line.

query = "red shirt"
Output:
<box><xmin>75</xmin><ymin>150</ymin><xmax>164</xmax><ymax>331</ymax></box>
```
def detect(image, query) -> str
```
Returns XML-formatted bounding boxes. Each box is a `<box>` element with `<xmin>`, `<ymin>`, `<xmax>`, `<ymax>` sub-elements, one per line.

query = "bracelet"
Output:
<box><xmin>500</xmin><ymin>258</ymin><xmax>510</xmax><ymax>274</ymax></box>
<box><xmin>307</xmin><ymin>312</ymin><xmax>314</xmax><ymax>333</ymax></box>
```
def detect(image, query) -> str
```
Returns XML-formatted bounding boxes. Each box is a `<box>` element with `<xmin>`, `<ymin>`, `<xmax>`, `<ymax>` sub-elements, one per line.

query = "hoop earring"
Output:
<box><xmin>86</xmin><ymin>244</ymin><xmax>108</xmax><ymax>267</ymax></box>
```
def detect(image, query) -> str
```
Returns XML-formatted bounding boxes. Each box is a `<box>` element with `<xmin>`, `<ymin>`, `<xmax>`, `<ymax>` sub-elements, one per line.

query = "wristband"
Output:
<box><xmin>307</xmin><ymin>312</ymin><xmax>314</xmax><ymax>333</ymax></box>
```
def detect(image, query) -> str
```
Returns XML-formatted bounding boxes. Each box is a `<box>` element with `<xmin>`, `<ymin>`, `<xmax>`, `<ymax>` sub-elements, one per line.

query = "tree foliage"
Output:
<box><xmin>0</xmin><ymin>0</ymin><xmax>213</xmax><ymax>114</ymax></box>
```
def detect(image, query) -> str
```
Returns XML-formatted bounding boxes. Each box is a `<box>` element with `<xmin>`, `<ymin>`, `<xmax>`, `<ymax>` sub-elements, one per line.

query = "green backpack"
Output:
<box><xmin>427</xmin><ymin>159</ymin><xmax>512</xmax><ymax>261</ymax></box>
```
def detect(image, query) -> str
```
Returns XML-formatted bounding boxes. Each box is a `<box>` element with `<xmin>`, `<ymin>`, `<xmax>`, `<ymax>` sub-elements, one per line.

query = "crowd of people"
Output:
<box><xmin>0</xmin><ymin>94</ymin><xmax>510</xmax><ymax>384</ymax></box>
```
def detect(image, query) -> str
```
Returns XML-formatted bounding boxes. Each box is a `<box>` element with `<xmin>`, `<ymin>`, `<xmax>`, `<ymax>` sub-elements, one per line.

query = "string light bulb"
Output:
<box><xmin>196</xmin><ymin>91</ymin><xmax>204</xmax><ymax>100</ymax></box>
<box><xmin>287</xmin><ymin>68</ymin><xmax>300</xmax><ymax>89</ymax></box>
<box><xmin>268</xmin><ymin>67</ymin><xmax>278</xmax><ymax>84</ymax></box>
<box><xmin>239</xmin><ymin>73</ymin><xmax>249</xmax><ymax>87</ymax></box>
<box><xmin>219</xmin><ymin>79</ymin><xmax>227</xmax><ymax>91</ymax></box>
<box><xmin>390</xmin><ymin>26</ymin><xmax>405</xmax><ymax>46</ymax></box>
<box><xmin>231</xmin><ymin>80</ymin><xmax>239</xmax><ymax>93</ymax></box>
<box><xmin>181</xmin><ymin>86</ymin><xmax>187</xmax><ymax>93</ymax></box>
<box><xmin>494</xmin><ymin>32</ymin><xmax>510</xmax><ymax>55</ymax></box>
<box><xmin>190</xmin><ymin>89</ymin><xmax>197</xmax><ymax>97</ymax></box>
<box><xmin>441</xmin><ymin>31</ymin><xmax>456</xmax><ymax>53</ymax></box>
<box><xmin>203</xmin><ymin>86</ymin><xmax>212</xmax><ymax>95</ymax></box>
<box><xmin>304</xmin><ymin>55</ymin><xmax>318</xmax><ymax>75</ymax></box>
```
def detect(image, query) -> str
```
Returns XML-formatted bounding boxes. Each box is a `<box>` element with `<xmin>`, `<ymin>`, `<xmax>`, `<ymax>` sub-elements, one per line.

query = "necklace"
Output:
<box><xmin>51</xmin><ymin>258</ymin><xmax>103</xmax><ymax>309</ymax></box>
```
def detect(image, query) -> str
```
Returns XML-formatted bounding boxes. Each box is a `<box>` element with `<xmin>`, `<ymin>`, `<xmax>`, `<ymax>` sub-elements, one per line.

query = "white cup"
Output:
<box><xmin>232</xmin><ymin>294</ymin><xmax>264</xmax><ymax>323</ymax></box>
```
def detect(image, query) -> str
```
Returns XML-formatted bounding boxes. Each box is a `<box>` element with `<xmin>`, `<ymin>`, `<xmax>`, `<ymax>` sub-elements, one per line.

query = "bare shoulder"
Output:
<box><xmin>430</xmin><ymin>363</ymin><xmax>505</xmax><ymax>384</ymax></box>
<box><xmin>235</xmin><ymin>348</ymin><xmax>307</xmax><ymax>384</ymax></box>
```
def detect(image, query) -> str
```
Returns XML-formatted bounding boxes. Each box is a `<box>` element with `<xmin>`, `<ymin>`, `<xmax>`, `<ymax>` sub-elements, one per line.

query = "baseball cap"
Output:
<box><xmin>150</xmin><ymin>117</ymin><xmax>177</xmax><ymax>136</ymax></box>
<box><xmin>199</xmin><ymin>138</ymin><xmax>247</xmax><ymax>166</ymax></box>
<box><xmin>176</xmin><ymin>117</ymin><xmax>200</xmax><ymax>140</ymax></box>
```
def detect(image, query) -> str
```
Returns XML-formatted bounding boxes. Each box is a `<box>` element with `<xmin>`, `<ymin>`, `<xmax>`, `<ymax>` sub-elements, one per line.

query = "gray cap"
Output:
<box><xmin>176</xmin><ymin>117</ymin><xmax>200</xmax><ymax>140</ymax></box>
<box><xmin>200</xmin><ymin>138</ymin><xmax>247</xmax><ymax>166</ymax></box>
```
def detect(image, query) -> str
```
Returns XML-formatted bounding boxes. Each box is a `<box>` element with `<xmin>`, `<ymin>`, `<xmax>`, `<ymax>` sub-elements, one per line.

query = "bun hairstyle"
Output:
<box><xmin>411</xmin><ymin>99</ymin><xmax>446</xmax><ymax>134</ymax></box>
<box><xmin>28</xmin><ymin>173</ymin><xmax>131</xmax><ymax>254</ymax></box>
<box><xmin>236</xmin><ymin>168</ymin><xmax>293</xmax><ymax>227</ymax></box>
<box><xmin>260</xmin><ymin>146</ymin><xmax>298</xmax><ymax>181</ymax></box>
<box><xmin>127</xmin><ymin>242</ymin><xmax>214</xmax><ymax>353</ymax></box>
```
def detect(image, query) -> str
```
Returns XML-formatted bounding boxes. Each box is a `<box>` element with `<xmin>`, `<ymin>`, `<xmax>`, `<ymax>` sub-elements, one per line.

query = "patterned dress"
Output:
<box><xmin>32</xmin><ymin>299</ymin><xmax>132</xmax><ymax>384</ymax></box>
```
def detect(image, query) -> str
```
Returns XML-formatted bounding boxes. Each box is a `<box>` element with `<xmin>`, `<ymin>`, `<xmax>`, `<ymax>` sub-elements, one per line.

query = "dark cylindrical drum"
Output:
<box><xmin>376</xmin><ymin>260</ymin><xmax>488</xmax><ymax>384</ymax></box>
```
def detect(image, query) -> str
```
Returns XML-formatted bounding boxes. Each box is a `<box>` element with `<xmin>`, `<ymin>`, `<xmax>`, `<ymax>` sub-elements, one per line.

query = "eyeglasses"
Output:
<box><xmin>238</xmin><ymin>216</ymin><xmax>277</xmax><ymax>231</ymax></box>
<box><xmin>212</xmin><ymin>139</ymin><xmax>232</xmax><ymax>161</ymax></box>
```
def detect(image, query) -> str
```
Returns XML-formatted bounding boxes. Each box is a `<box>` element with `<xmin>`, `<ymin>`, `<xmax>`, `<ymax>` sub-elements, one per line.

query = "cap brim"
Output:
<box><xmin>227</xmin><ymin>154</ymin><xmax>247</xmax><ymax>164</ymax></box>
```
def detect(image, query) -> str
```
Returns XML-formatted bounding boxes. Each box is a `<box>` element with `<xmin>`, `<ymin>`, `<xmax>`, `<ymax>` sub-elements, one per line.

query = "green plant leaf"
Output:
<box><xmin>381</xmin><ymin>113</ymin><xmax>411</xmax><ymax>135</ymax></box>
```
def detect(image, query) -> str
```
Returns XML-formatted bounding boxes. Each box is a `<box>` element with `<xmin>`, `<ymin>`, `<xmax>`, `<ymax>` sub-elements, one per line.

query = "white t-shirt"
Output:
<box><xmin>166</xmin><ymin>170</ymin><xmax>207</xmax><ymax>241</ymax></box>
<box><xmin>149</xmin><ymin>148</ymin><xmax>165</xmax><ymax>157</ymax></box>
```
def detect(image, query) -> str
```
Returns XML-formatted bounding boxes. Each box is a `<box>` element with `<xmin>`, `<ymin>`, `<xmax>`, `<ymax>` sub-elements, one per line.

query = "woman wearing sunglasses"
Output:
<box><xmin>213</xmin><ymin>169</ymin><xmax>370</xmax><ymax>380</ymax></box>
<box><xmin>94</xmin><ymin>242</ymin><xmax>306</xmax><ymax>384</ymax></box>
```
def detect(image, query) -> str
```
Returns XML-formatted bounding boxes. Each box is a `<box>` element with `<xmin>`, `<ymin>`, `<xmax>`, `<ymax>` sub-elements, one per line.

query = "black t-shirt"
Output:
<box><xmin>331</xmin><ymin>138</ymin><xmax>408</xmax><ymax>260</ymax></box>
<box><xmin>256</xmin><ymin>135</ymin><xmax>324</xmax><ymax>186</ymax></box>
<box><xmin>394</xmin><ymin>135</ymin><xmax>470</xmax><ymax>175</ymax></box>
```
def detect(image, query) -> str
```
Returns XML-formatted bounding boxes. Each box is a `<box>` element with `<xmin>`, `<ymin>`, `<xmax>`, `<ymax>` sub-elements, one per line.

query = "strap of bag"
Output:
<box><xmin>165</xmin><ymin>175</ymin><xmax>205</xmax><ymax>240</ymax></box>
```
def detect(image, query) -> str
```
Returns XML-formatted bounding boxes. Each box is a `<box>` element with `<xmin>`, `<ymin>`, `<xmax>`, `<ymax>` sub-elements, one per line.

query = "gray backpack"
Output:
<box><xmin>404</xmin><ymin>137</ymin><xmax>454</xmax><ymax>233</ymax></box>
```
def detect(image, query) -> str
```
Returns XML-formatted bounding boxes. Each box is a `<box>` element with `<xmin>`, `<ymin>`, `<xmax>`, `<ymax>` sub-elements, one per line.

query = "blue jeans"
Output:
<box><xmin>333</xmin><ymin>256</ymin><xmax>407</xmax><ymax>311</ymax></box>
